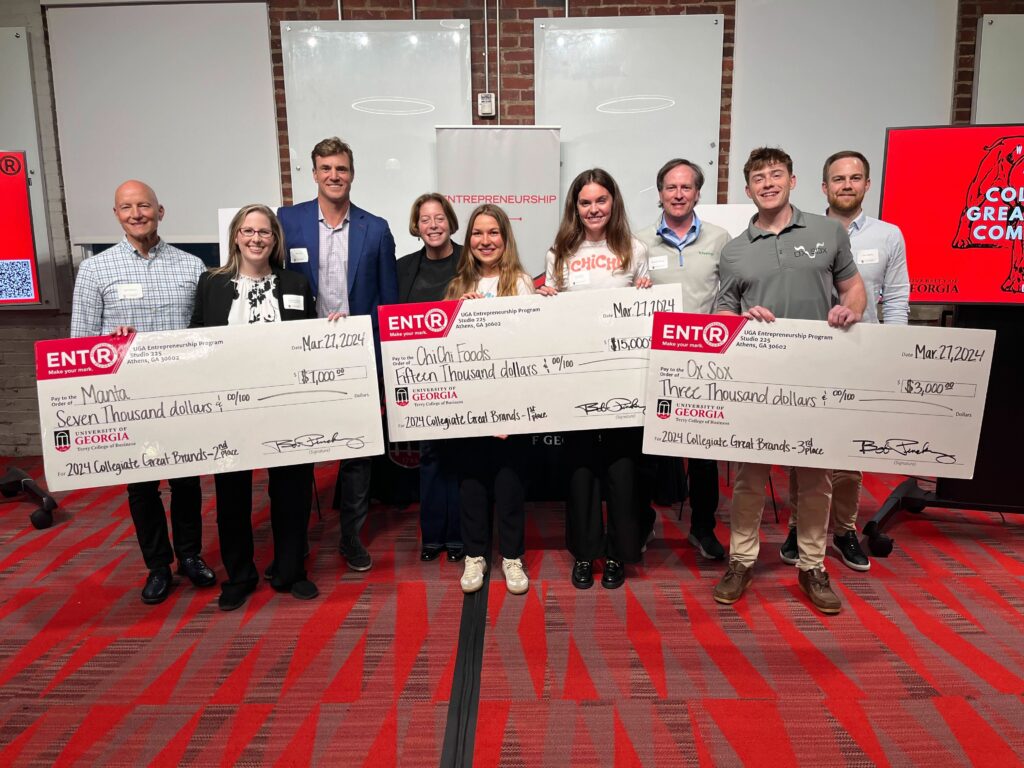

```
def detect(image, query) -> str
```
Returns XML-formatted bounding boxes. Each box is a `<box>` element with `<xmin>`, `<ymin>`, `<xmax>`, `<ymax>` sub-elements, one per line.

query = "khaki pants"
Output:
<box><xmin>731</xmin><ymin>463</ymin><xmax>832</xmax><ymax>570</ymax></box>
<box><xmin>790</xmin><ymin>468</ymin><xmax>860</xmax><ymax>534</ymax></box>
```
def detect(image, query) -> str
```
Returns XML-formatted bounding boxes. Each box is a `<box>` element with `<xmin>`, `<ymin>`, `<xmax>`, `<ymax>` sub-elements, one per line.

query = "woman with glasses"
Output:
<box><xmin>397</xmin><ymin>194</ymin><xmax>464</xmax><ymax>563</ymax></box>
<box><xmin>190</xmin><ymin>204</ymin><xmax>319</xmax><ymax>611</ymax></box>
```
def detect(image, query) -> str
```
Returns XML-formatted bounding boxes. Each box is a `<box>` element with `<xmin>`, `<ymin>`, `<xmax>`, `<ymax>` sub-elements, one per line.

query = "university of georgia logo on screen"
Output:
<box><xmin>54</xmin><ymin>430</ymin><xmax>71</xmax><ymax>452</ymax></box>
<box><xmin>951</xmin><ymin>134</ymin><xmax>1024</xmax><ymax>293</ymax></box>
<box><xmin>395</xmin><ymin>387</ymin><xmax>409</xmax><ymax>407</ymax></box>
<box><xmin>656</xmin><ymin>399</ymin><xmax>672</xmax><ymax>420</ymax></box>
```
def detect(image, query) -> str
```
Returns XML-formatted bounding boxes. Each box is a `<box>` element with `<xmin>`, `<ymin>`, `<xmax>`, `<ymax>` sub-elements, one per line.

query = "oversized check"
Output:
<box><xmin>379</xmin><ymin>285</ymin><xmax>683</xmax><ymax>440</ymax></box>
<box><xmin>641</xmin><ymin>313</ymin><xmax>995</xmax><ymax>478</ymax></box>
<box><xmin>35</xmin><ymin>318</ymin><xmax>384</xmax><ymax>491</ymax></box>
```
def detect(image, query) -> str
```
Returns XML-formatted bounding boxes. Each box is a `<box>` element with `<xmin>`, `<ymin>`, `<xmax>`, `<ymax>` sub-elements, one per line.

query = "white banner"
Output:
<box><xmin>35</xmin><ymin>318</ymin><xmax>384</xmax><ymax>491</ymax></box>
<box><xmin>378</xmin><ymin>285</ymin><xmax>682</xmax><ymax>441</ymax></box>
<box><xmin>436</xmin><ymin>126</ymin><xmax>561</xmax><ymax>278</ymax></box>
<box><xmin>641</xmin><ymin>313</ymin><xmax>995</xmax><ymax>479</ymax></box>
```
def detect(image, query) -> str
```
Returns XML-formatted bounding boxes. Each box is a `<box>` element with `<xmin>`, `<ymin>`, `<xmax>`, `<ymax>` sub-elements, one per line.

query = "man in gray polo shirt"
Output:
<box><xmin>713</xmin><ymin>147</ymin><xmax>866</xmax><ymax>615</ymax></box>
<box><xmin>637</xmin><ymin>158</ymin><xmax>730</xmax><ymax>560</ymax></box>
<box><xmin>782</xmin><ymin>151</ymin><xmax>910</xmax><ymax>573</ymax></box>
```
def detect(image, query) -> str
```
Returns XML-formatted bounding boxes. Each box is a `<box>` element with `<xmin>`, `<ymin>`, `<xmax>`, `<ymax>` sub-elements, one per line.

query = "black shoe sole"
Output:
<box><xmin>601</xmin><ymin>577</ymin><xmax>625</xmax><ymax>590</ymax></box>
<box><xmin>141</xmin><ymin>590</ymin><xmax>171</xmax><ymax>605</ymax></box>
<box><xmin>572</xmin><ymin>577</ymin><xmax>593</xmax><ymax>590</ymax></box>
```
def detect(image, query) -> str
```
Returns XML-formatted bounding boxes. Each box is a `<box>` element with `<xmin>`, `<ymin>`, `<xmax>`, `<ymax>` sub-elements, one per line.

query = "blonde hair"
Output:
<box><xmin>446</xmin><ymin>204</ymin><xmax>530</xmax><ymax>299</ymax></box>
<box><xmin>550</xmin><ymin>168</ymin><xmax>633</xmax><ymax>289</ymax></box>
<box><xmin>213</xmin><ymin>204</ymin><xmax>285</xmax><ymax>277</ymax></box>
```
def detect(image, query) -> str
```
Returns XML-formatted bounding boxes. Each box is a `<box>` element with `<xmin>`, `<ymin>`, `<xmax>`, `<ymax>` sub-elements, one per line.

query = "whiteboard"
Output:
<box><xmin>47</xmin><ymin>3</ymin><xmax>280</xmax><ymax>244</ymax></box>
<box><xmin>973</xmin><ymin>15</ymin><xmax>1024</xmax><ymax>123</ymax></box>
<box><xmin>535</xmin><ymin>15</ymin><xmax>724</xmax><ymax>232</ymax></box>
<box><xmin>729</xmin><ymin>0</ymin><xmax>956</xmax><ymax>217</ymax></box>
<box><xmin>0</xmin><ymin>27</ymin><xmax>55</xmax><ymax>308</ymax></box>
<box><xmin>281</xmin><ymin>20</ymin><xmax>472</xmax><ymax>257</ymax></box>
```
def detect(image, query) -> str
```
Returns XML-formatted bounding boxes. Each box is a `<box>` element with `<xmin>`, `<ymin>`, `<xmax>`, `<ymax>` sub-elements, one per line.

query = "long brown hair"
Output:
<box><xmin>214</xmin><ymin>204</ymin><xmax>285</xmax><ymax>277</ymax></box>
<box><xmin>445</xmin><ymin>204</ymin><xmax>531</xmax><ymax>299</ymax></box>
<box><xmin>549</xmin><ymin>168</ymin><xmax>633</xmax><ymax>289</ymax></box>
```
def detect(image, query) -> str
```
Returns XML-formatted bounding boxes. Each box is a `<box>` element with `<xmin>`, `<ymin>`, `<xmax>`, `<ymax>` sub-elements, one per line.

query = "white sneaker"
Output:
<box><xmin>461</xmin><ymin>556</ymin><xmax>487</xmax><ymax>593</ymax></box>
<box><xmin>502</xmin><ymin>557</ymin><xmax>529</xmax><ymax>595</ymax></box>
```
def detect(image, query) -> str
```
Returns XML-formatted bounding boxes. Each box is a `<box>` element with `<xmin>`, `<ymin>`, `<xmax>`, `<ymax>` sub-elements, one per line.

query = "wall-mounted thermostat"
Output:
<box><xmin>477</xmin><ymin>92</ymin><xmax>496</xmax><ymax>118</ymax></box>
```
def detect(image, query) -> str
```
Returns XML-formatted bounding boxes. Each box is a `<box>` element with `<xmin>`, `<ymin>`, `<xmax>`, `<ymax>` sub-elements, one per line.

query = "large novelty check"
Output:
<box><xmin>35</xmin><ymin>318</ymin><xmax>384</xmax><ymax>491</ymax></box>
<box><xmin>641</xmin><ymin>313</ymin><xmax>996</xmax><ymax>478</ymax></box>
<box><xmin>379</xmin><ymin>285</ymin><xmax>683</xmax><ymax>440</ymax></box>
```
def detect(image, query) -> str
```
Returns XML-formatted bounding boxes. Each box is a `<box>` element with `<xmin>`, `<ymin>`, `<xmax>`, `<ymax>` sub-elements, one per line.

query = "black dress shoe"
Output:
<box><xmin>602</xmin><ymin>559</ymin><xmax>625</xmax><ymax>590</ymax></box>
<box><xmin>290</xmin><ymin>579</ymin><xmax>319</xmax><ymax>600</ymax></box>
<box><xmin>142</xmin><ymin>567</ymin><xmax>173</xmax><ymax>605</ymax></box>
<box><xmin>420</xmin><ymin>546</ymin><xmax>443</xmax><ymax>562</ymax></box>
<box><xmin>571</xmin><ymin>560</ymin><xmax>594</xmax><ymax>590</ymax></box>
<box><xmin>218</xmin><ymin>580</ymin><xmax>257</xmax><ymax>612</ymax></box>
<box><xmin>446</xmin><ymin>546</ymin><xmax>465</xmax><ymax>562</ymax></box>
<box><xmin>178</xmin><ymin>556</ymin><xmax>216</xmax><ymax>588</ymax></box>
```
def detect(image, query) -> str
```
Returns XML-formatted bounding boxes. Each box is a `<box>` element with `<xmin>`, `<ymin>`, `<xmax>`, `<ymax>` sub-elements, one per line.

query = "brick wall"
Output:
<box><xmin>1</xmin><ymin>0</ymin><xmax>1019</xmax><ymax>456</ymax></box>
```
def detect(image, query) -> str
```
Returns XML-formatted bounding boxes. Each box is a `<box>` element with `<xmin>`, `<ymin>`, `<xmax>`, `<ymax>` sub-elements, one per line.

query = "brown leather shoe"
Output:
<box><xmin>798</xmin><ymin>567</ymin><xmax>842</xmax><ymax>614</ymax></box>
<box><xmin>713</xmin><ymin>561</ymin><xmax>753</xmax><ymax>604</ymax></box>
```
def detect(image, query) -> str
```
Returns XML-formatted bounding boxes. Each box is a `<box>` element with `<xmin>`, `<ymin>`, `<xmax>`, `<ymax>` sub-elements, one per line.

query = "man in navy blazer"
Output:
<box><xmin>278</xmin><ymin>136</ymin><xmax>398</xmax><ymax>572</ymax></box>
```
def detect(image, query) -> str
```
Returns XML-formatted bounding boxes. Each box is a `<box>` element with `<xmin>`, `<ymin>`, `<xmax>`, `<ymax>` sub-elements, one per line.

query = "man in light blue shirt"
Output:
<box><xmin>782</xmin><ymin>151</ymin><xmax>910</xmax><ymax>573</ymax></box>
<box><xmin>70</xmin><ymin>181</ymin><xmax>214</xmax><ymax>605</ymax></box>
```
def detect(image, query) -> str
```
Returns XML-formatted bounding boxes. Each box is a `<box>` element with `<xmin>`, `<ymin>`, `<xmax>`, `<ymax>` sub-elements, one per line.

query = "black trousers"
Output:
<box><xmin>332</xmin><ymin>458</ymin><xmax>371</xmax><ymax>542</ymax></box>
<box><xmin>638</xmin><ymin>456</ymin><xmax>719</xmax><ymax>537</ymax></box>
<box><xmin>565</xmin><ymin>428</ymin><xmax>642</xmax><ymax>563</ymax></box>
<box><xmin>419</xmin><ymin>440</ymin><xmax>461</xmax><ymax>547</ymax></box>
<box><xmin>459</xmin><ymin>436</ymin><xmax>526</xmax><ymax>560</ymax></box>
<box><xmin>126</xmin><ymin>475</ymin><xmax>202</xmax><ymax>571</ymax></box>
<box><xmin>215</xmin><ymin>463</ymin><xmax>312</xmax><ymax>589</ymax></box>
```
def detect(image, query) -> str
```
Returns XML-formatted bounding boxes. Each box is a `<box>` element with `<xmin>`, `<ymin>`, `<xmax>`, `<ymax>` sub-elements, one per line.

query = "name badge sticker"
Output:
<box><xmin>290</xmin><ymin>248</ymin><xmax>309</xmax><ymax>264</ymax></box>
<box><xmin>283</xmin><ymin>294</ymin><xmax>304</xmax><ymax>311</ymax></box>
<box><xmin>117</xmin><ymin>284</ymin><xmax>144</xmax><ymax>300</ymax></box>
<box><xmin>857</xmin><ymin>249</ymin><xmax>880</xmax><ymax>265</ymax></box>
<box><xmin>569</xmin><ymin>271</ymin><xmax>591</xmax><ymax>287</ymax></box>
<box><xmin>648</xmin><ymin>255</ymin><xmax>669</xmax><ymax>271</ymax></box>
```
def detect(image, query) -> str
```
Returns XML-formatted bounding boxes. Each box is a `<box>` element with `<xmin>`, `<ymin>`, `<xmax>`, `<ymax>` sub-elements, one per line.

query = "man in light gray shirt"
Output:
<box><xmin>782</xmin><ymin>150</ymin><xmax>910</xmax><ymax>573</ymax></box>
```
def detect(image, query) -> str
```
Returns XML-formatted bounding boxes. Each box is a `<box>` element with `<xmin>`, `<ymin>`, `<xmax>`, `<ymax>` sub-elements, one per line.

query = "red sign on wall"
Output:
<box><xmin>880</xmin><ymin>126</ymin><xmax>1024</xmax><ymax>305</ymax></box>
<box><xmin>0</xmin><ymin>151</ymin><xmax>41</xmax><ymax>305</ymax></box>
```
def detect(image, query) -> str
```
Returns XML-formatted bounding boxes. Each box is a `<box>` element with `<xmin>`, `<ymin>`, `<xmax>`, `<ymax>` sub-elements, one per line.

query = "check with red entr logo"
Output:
<box><xmin>379</xmin><ymin>285</ymin><xmax>683</xmax><ymax>440</ymax></box>
<box><xmin>35</xmin><ymin>317</ymin><xmax>384</xmax><ymax>491</ymax></box>
<box><xmin>641</xmin><ymin>313</ymin><xmax>995</xmax><ymax>478</ymax></box>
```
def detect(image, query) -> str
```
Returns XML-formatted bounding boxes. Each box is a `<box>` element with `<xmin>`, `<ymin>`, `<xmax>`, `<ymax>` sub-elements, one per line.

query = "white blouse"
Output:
<box><xmin>228</xmin><ymin>274</ymin><xmax>280</xmax><ymax>325</ymax></box>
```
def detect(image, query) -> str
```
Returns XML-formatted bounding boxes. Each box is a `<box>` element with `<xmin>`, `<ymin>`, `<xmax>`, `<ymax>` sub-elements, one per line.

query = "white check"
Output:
<box><xmin>379</xmin><ymin>285</ymin><xmax>683</xmax><ymax>440</ymax></box>
<box><xmin>35</xmin><ymin>317</ymin><xmax>384</xmax><ymax>491</ymax></box>
<box><xmin>641</xmin><ymin>313</ymin><xmax>996</xmax><ymax>478</ymax></box>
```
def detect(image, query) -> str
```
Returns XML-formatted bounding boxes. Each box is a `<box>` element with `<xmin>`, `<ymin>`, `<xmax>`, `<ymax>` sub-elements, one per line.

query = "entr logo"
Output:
<box><xmin>395</xmin><ymin>387</ymin><xmax>409</xmax><ymax>407</ymax></box>
<box><xmin>387</xmin><ymin>308</ymin><xmax>448</xmax><ymax>333</ymax></box>
<box><xmin>656</xmin><ymin>399</ymin><xmax>672</xmax><ymax>420</ymax></box>
<box><xmin>54</xmin><ymin>430</ymin><xmax>70</xmax><ymax>452</ymax></box>
<box><xmin>45</xmin><ymin>342</ymin><xmax>119</xmax><ymax>370</ymax></box>
<box><xmin>663</xmin><ymin>322</ymin><xmax>729</xmax><ymax>348</ymax></box>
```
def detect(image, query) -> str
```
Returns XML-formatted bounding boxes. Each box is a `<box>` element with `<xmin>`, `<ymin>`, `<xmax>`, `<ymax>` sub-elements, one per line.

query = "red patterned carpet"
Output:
<box><xmin>1</xmin><ymin>459</ymin><xmax>1023</xmax><ymax>766</ymax></box>
<box><xmin>0</xmin><ymin>458</ymin><xmax>461</xmax><ymax>766</ymax></box>
<box><xmin>473</xmin><ymin>471</ymin><xmax>1024</xmax><ymax>767</ymax></box>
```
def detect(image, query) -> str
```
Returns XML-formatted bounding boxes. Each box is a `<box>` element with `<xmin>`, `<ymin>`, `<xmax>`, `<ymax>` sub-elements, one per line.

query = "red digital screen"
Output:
<box><xmin>0</xmin><ymin>151</ymin><xmax>41</xmax><ymax>305</ymax></box>
<box><xmin>880</xmin><ymin>125</ymin><xmax>1024</xmax><ymax>305</ymax></box>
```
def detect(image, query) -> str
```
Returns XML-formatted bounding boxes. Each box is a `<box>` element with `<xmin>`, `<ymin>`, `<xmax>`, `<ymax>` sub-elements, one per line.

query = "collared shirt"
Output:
<box><xmin>317</xmin><ymin>206</ymin><xmax>350</xmax><ymax>317</ymax></box>
<box><xmin>638</xmin><ymin>215</ymin><xmax>729</xmax><ymax>314</ymax></box>
<box><xmin>715</xmin><ymin>205</ymin><xmax>858</xmax><ymax>321</ymax></box>
<box><xmin>70</xmin><ymin>237</ymin><xmax>205</xmax><ymax>337</ymax></box>
<box><xmin>655</xmin><ymin>212</ymin><xmax>702</xmax><ymax>263</ymax></box>
<box><xmin>844</xmin><ymin>210</ymin><xmax>910</xmax><ymax>325</ymax></box>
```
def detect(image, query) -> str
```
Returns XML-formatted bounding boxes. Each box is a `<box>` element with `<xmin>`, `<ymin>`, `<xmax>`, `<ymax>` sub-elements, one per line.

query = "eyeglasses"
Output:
<box><xmin>239</xmin><ymin>227</ymin><xmax>274</xmax><ymax>238</ymax></box>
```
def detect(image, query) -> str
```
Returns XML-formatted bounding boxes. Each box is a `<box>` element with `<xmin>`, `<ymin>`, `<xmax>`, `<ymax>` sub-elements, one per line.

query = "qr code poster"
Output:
<box><xmin>0</xmin><ymin>151</ymin><xmax>41</xmax><ymax>305</ymax></box>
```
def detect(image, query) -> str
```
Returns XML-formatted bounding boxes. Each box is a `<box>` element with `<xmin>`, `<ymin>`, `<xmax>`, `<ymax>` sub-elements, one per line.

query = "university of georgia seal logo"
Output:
<box><xmin>395</xmin><ymin>387</ymin><xmax>409</xmax><ymax>407</ymax></box>
<box><xmin>54</xmin><ymin>430</ymin><xmax>71</xmax><ymax>453</ymax></box>
<box><xmin>656</xmin><ymin>399</ymin><xmax>672</xmax><ymax>420</ymax></box>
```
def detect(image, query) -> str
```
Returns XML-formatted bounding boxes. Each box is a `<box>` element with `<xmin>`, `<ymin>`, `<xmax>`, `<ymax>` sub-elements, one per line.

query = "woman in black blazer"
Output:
<box><xmin>190</xmin><ymin>204</ymin><xmax>318</xmax><ymax>611</ymax></box>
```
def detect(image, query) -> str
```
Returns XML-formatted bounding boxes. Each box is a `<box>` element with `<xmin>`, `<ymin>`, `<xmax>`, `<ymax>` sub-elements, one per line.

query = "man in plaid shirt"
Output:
<box><xmin>70</xmin><ymin>180</ymin><xmax>216</xmax><ymax>604</ymax></box>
